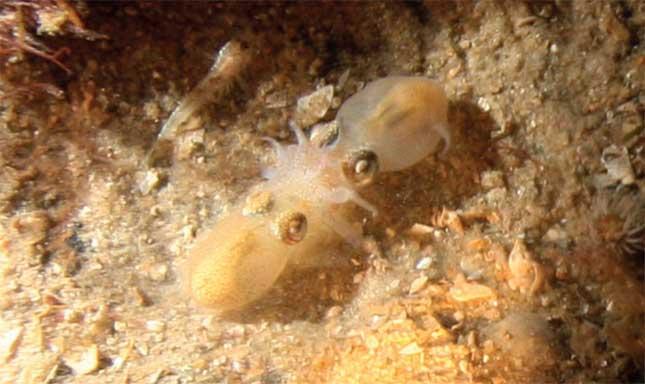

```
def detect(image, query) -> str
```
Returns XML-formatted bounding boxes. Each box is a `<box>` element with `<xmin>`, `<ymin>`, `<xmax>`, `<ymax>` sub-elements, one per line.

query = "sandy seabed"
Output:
<box><xmin>0</xmin><ymin>2</ymin><xmax>643</xmax><ymax>383</ymax></box>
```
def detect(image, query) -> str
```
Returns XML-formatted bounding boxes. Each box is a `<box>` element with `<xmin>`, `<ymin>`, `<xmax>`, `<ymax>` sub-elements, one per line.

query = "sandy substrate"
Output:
<box><xmin>0</xmin><ymin>2</ymin><xmax>643</xmax><ymax>383</ymax></box>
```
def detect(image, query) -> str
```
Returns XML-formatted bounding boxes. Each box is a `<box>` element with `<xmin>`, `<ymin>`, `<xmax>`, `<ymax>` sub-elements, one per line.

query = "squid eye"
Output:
<box><xmin>272</xmin><ymin>211</ymin><xmax>308</xmax><ymax>244</ymax></box>
<box><xmin>343</xmin><ymin>149</ymin><xmax>379</xmax><ymax>187</ymax></box>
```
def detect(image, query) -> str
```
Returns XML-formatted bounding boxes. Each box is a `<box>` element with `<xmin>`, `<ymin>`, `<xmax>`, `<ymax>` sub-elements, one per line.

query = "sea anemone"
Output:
<box><xmin>591</xmin><ymin>188</ymin><xmax>644</xmax><ymax>269</ymax></box>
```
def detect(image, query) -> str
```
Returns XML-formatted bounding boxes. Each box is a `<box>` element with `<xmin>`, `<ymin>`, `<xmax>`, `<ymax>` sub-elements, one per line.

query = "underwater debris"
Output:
<box><xmin>449</xmin><ymin>273</ymin><xmax>495</xmax><ymax>302</ymax></box>
<box><xmin>0</xmin><ymin>326</ymin><xmax>23</xmax><ymax>363</ymax></box>
<box><xmin>431</xmin><ymin>207</ymin><xmax>465</xmax><ymax>235</ymax></box>
<box><xmin>408</xmin><ymin>275</ymin><xmax>428</xmax><ymax>295</ymax></box>
<box><xmin>0</xmin><ymin>81</ymin><xmax>64</xmax><ymax>100</ymax></box>
<box><xmin>0</xmin><ymin>1</ymin><xmax>106</xmax><ymax>75</ymax></box>
<box><xmin>294</xmin><ymin>84</ymin><xmax>335</xmax><ymax>128</ymax></box>
<box><xmin>0</xmin><ymin>30</ymin><xmax>72</xmax><ymax>74</ymax></box>
<box><xmin>137</xmin><ymin>169</ymin><xmax>164</xmax><ymax>195</ymax></box>
<box><xmin>63</xmin><ymin>344</ymin><xmax>100</xmax><ymax>376</ymax></box>
<box><xmin>407</xmin><ymin>223</ymin><xmax>434</xmax><ymax>237</ymax></box>
<box><xmin>507</xmin><ymin>239</ymin><xmax>546</xmax><ymax>295</ymax></box>
<box><xmin>598</xmin><ymin>144</ymin><xmax>636</xmax><ymax>186</ymax></box>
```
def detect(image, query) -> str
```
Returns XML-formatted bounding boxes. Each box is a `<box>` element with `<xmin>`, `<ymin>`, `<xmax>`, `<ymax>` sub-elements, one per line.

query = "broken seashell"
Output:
<box><xmin>294</xmin><ymin>84</ymin><xmax>335</xmax><ymax>128</ymax></box>
<box><xmin>449</xmin><ymin>274</ymin><xmax>495</xmax><ymax>302</ymax></box>
<box><xmin>431</xmin><ymin>208</ymin><xmax>465</xmax><ymax>235</ymax></box>
<box><xmin>507</xmin><ymin>239</ymin><xmax>545</xmax><ymax>295</ymax></box>
<box><xmin>64</xmin><ymin>344</ymin><xmax>100</xmax><ymax>375</ymax></box>
<box><xmin>601</xmin><ymin>144</ymin><xmax>635</xmax><ymax>185</ymax></box>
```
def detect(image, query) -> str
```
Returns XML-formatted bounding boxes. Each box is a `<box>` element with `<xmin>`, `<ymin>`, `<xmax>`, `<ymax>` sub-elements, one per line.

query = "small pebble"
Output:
<box><xmin>132</xmin><ymin>286</ymin><xmax>152</xmax><ymax>306</ymax></box>
<box><xmin>325</xmin><ymin>306</ymin><xmax>343</xmax><ymax>319</ymax></box>
<box><xmin>459</xmin><ymin>360</ymin><xmax>470</xmax><ymax>375</ymax></box>
<box><xmin>477</xmin><ymin>97</ymin><xmax>491</xmax><ymax>112</ymax></box>
<box><xmin>480</xmin><ymin>170</ymin><xmax>505</xmax><ymax>190</ymax></box>
<box><xmin>64</xmin><ymin>344</ymin><xmax>100</xmax><ymax>375</ymax></box>
<box><xmin>114</xmin><ymin>321</ymin><xmax>127</xmax><ymax>332</ymax></box>
<box><xmin>145</xmin><ymin>320</ymin><xmax>165</xmax><ymax>333</ymax></box>
<box><xmin>265</xmin><ymin>90</ymin><xmax>289</xmax><ymax>109</ymax></box>
<box><xmin>136</xmin><ymin>342</ymin><xmax>149</xmax><ymax>356</ymax></box>
<box><xmin>0</xmin><ymin>327</ymin><xmax>23</xmax><ymax>362</ymax></box>
<box><xmin>485</xmin><ymin>187</ymin><xmax>507</xmax><ymax>203</ymax></box>
<box><xmin>408</xmin><ymin>223</ymin><xmax>434</xmax><ymax>236</ymax></box>
<box><xmin>601</xmin><ymin>144</ymin><xmax>635</xmax><ymax>185</ymax></box>
<box><xmin>399</xmin><ymin>342</ymin><xmax>423</xmax><ymax>355</ymax></box>
<box><xmin>227</xmin><ymin>324</ymin><xmax>246</xmax><ymax>338</ymax></box>
<box><xmin>294</xmin><ymin>84</ymin><xmax>334</xmax><ymax>127</ymax></box>
<box><xmin>466</xmin><ymin>331</ymin><xmax>477</xmax><ymax>347</ymax></box>
<box><xmin>176</xmin><ymin>127</ymin><xmax>205</xmax><ymax>160</ymax></box>
<box><xmin>182</xmin><ymin>224</ymin><xmax>196</xmax><ymax>240</ymax></box>
<box><xmin>63</xmin><ymin>309</ymin><xmax>82</xmax><ymax>323</ymax></box>
<box><xmin>139</xmin><ymin>170</ymin><xmax>163</xmax><ymax>195</ymax></box>
<box><xmin>365</xmin><ymin>335</ymin><xmax>379</xmax><ymax>350</ymax></box>
<box><xmin>543</xmin><ymin>225</ymin><xmax>568</xmax><ymax>243</ymax></box>
<box><xmin>415</xmin><ymin>257</ymin><xmax>433</xmax><ymax>270</ymax></box>
<box><xmin>409</xmin><ymin>275</ymin><xmax>429</xmax><ymax>295</ymax></box>
<box><xmin>242</xmin><ymin>191</ymin><xmax>273</xmax><ymax>216</ymax></box>
<box><xmin>148</xmin><ymin>263</ymin><xmax>168</xmax><ymax>282</ymax></box>
<box><xmin>449</xmin><ymin>274</ymin><xmax>495</xmax><ymax>302</ymax></box>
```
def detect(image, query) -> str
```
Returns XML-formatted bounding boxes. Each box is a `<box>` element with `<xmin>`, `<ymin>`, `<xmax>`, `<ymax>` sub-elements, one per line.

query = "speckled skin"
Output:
<box><xmin>336</xmin><ymin>76</ymin><xmax>450</xmax><ymax>171</ymax></box>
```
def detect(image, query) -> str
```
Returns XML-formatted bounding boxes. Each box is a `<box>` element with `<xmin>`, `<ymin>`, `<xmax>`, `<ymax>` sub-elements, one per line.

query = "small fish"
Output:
<box><xmin>148</xmin><ymin>40</ymin><xmax>249</xmax><ymax>165</ymax></box>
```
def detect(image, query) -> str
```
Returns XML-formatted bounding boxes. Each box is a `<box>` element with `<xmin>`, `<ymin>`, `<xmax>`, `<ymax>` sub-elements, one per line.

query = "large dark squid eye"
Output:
<box><xmin>343</xmin><ymin>149</ymin><xmax>379</xmax><ymax>187</ymax></box>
